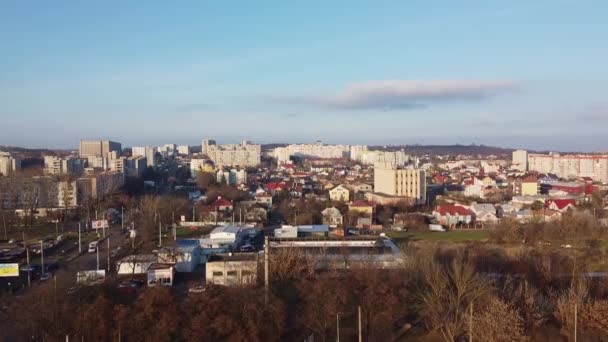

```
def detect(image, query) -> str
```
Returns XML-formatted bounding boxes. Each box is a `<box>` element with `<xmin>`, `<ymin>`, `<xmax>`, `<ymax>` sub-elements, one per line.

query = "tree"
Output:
<box><xmin>471</xmin><ymin>295</ymin><xmax>527</xmax><ymax>341</ymax></box>
<box><xmin>196</xmin><ymin>171</ymin><xmax>216</xmax><ymax>190</ymax></box>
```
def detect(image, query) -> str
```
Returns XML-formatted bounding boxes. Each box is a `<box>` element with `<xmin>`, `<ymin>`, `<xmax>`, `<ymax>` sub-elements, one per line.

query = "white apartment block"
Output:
<box><xmin>202</xmin><ymin>139</ymin><xmax>260</xmax><ymax>167</ymax></box>
<box><xmin>190</xmin><ymin>158</ymin><xmax>211</xmax><ymax>175</ymax></box>
<box><xmin>79</xmin><ymin>140</ymin><xmax>121</xmax><ymax>158</ymax></box>
<box><xmin>0</xmin><ymin>152</ymin><xmax>21</xmax><ymax>176</ymax></box>
<box><xmin>217</xmin><ymin>168</ymin><xmax>247</xmax><ymax>185</ymax></box>
<box><xmin>44</xmin><ymin>156</ymin><xmax>86</xmax><ymax>176</ymax></box>
<box><xmin>177</xmin><ymin>145</ymin><xmax>190</xmax><ymax>155</ymax></box>
<box><xmin>374</xmin><ymin>162</ymin><xmax>427</xmax><ymax>204</ymax></box>
<box><xmin>512</xmin><ymin>150</ymin><xmax>528</xmax><ymax>171</ymax></box>
<box><xmin>528</xmin><ymin>153</ymin><xmax>608</xmax><ymax>182</ymax></box>
<box><xmin>358</xmin><ymin>150</ymin><xmax>410</xmax><ymax>165</ymax></box>
<box><xmin>273</xmin><ymin>142</ymin><xmax>350</xmax><ymax>163</ymax></box>
<box><xmin>132</xmin><ymin>146</ymin><xmax>156</xmax><ymax>167</ymax></box>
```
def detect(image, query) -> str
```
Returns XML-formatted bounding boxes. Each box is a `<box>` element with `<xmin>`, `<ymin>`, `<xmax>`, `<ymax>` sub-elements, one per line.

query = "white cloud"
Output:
<box><xmin>283</xmin><ymin>79</ymin><xmax>517</xmax><ymax>110</ymax></box>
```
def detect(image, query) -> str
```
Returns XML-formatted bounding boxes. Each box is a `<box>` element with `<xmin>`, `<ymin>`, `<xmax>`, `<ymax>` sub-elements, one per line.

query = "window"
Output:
<box><xmin>212</xmin><ymin>271</ymin><xmax>223</xmax><ymax>277</ymax></box>
<box><xmin>227</xmin><ymin>271</ymin><xmax>237</xmax><ymax>277</ymax></box>
<box><xmin>242</xmin><ymin>270</ymin><xmax>252</xmax><ymax>276</ymax></box>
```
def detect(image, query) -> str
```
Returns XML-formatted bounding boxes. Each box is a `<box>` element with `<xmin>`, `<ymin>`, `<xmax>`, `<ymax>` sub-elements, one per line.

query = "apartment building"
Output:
<box><xmin>216</xmin><ymin>168</ymin><xmax>247</xmax><ymax>185</ymax></box>
<box><xmin>273</xmin><ymin>142</ymin><xmax>350</xmax><ymax>163</ymax></box>
<box><xmin>177</xmin><ymin>145</ymin><xmax>190</xmax><ymax>155</ymax></box>
<box><xmin>512</xmin><ymin>150</ymin><xmax>528</xmax><ymax>171</ymax></box>
<box><xmin>79</xmin><ymin>140</ymin><xmax>121</xmax><ymax>158</ymax></box>
<box><xmin>43</xmin><ymin>156</ymin><xmax>86</xmax><ymax>176</ymax></box>
<box><xmin>528</xmin><ymin>153</ymin><xmax>608</xmax><ymax>182</ymax></box>
<box><xmin>132</xmin><ymin>146</ymin><xmax>156</xmax><ymax>167</ymax></box>
<box><xmin>202</xmin><ymin>139</ymin><xmax>260</xmax><ymax>167</ymax></box>
<box><xmin>190</xmin><ymin>158</ymin><xmax>213</xmax><ymax>175</ymax></box>
<box><xmin>373</xmin><ymin>162</ymin><xmax>427</xmax><ymax>205</ymax></box>
<box><xmin>0</xmin><ymin>152</ymin><xmax>21</xmax><ymax>176</ymax></box>
<box><xmin>110</xmin><ymin>156</ymin><xmax>147</xmax><ymax>178</ymax></box>
<box><xmin>358</xmin><ymin>150</ymin><xmax>410</xmax><ymax>165</ymax></box>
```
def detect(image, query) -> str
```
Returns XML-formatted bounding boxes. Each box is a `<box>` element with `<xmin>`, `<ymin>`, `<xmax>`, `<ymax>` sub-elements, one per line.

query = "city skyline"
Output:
<box><xmin>2</xmin><ymin>1</ymin><xmax>608</xmax><ymax>151</ymax></box>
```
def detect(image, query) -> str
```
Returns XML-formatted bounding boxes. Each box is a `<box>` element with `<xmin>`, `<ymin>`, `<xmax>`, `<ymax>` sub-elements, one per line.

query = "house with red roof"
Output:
<box><xmin>348</xmin><ymin>200</ymin><xmax>374</xmax><ymax>216</ymax></box>
<box><xmin>544</xmin><ymin>199</ymin><xmax>576</xmax><ymax>213</ymax></box>
<box><xmin>209</xmin><ymin>197</ymin><xmax>233</xmax><ymax>212</ymax></box>
<box><xmin>432</xmin><ymin>205</ymin><xmax>472</xmax><ymax>228</ymax></box>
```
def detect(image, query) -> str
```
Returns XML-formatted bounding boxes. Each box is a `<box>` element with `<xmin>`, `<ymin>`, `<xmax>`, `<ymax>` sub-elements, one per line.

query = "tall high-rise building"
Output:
<box><xmin>512</xmin><ymin>150</ymin><xmax>528</xmax><ymax>171</ymax></box>
<box><xmin>528</xmin><ymin>153</ymin><xmax>608</xmax><ymax>182</ymax></box>
<box><xmin>79</xmin><ymin>140</ymin><xmax>121</xmax><ymax>158</ymax></box>
<box><xmin>273</xmin><ymin>142</ymin><xmax>350</xmax><ymax>163</ymax></box>
<box><xmin>0</xmin><ymin>152</ymin><xmax>21</xmax><ymax>177</ymax></box>
<box><xmin>373</xmin><ymin>162</ymin><xmax>427</xmax><ymax>204</ymax></box>
<box><xmin>202</xmin><ymin>139</ymin><xmax>260</xmax><ymax>167</ymax></box>
<box><xmin>43</xmin><ymin>156</ymin><xmax>86</xmax><ymax>176</ymax></box>
<box><xmin>132</xmin><ymin>146</ymin><xmax>156</xmax><ymax>167</ymax></box>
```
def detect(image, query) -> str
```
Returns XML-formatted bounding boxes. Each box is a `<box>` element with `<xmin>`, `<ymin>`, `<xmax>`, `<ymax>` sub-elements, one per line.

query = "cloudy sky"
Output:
<box><xmin>1</xmin><ymin>0</ymin><xmax>607</xmax><ymax>151</ymax></box>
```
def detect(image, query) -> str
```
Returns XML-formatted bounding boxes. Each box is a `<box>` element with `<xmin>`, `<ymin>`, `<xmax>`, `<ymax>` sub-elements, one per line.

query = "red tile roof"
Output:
<box><xmin>544</xmin><ymin>199</ymin><xmax>576</xmax><ymax>210</ymax></box>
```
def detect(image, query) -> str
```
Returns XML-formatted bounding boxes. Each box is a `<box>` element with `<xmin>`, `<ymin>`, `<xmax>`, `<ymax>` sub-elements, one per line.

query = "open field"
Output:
<box><xmin>175</xmin><ymin>225</ymin><xmax>215</xmax><ymax>238</ymax></box>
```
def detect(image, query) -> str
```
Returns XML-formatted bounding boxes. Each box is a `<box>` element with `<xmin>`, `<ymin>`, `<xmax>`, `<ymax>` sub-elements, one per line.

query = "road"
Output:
<box><xmin>67</xmin><ymin>226</ymin><xmax>129</xmax><ymax>273</ymax></box>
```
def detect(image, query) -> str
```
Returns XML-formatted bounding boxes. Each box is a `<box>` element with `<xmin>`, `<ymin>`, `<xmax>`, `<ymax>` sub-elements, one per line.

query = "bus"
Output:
<box><xmin>88</xmin><ymin>240</ymin><xmax>101</xmax><ymax>253</ymax></box>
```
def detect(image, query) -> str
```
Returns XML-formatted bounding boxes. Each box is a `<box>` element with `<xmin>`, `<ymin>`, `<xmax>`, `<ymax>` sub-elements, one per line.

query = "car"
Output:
<box><xmin>118</xmin><ymin>279</ymin><xmax>143</xmax><ymax>290</ymax></box>
<box><xmin>239</xmin><ymin>244</ymin><xmax>254</xmax><ymax>252</ymax></box>
<box><xmin>188</xmin><ymin>285</ymin><xmax>206</xmax><ymax>293</ymax></box>
<box><xmin>20</xmin><ymin>265</ymin><xmax>37</xmax><ymax>272</ymax></box>
<box><xmin>39</xmin><ymin>273</ymin><xmax>51</xmax><ymax>281</ymax></box>
<box><xmin>67</xmin><ymin>287</ymin><xmax>78</xmax><ymax>295</ymax></box>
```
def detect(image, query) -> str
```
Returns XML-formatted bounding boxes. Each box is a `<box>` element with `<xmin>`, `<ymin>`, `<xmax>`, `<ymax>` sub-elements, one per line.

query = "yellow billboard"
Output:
<box><xmin>0</xmin><ymin>263</ymin><xmax>19</xmax><ymax>277</ymax></box>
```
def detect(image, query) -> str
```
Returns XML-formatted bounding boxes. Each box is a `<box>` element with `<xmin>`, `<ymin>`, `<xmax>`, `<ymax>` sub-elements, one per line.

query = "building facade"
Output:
<box><xmin>528</xmin><ymin>153</ymin><xmax>608</xmax><ymax>182</ymax></box>
<box><xmin>0</xmin><ymin>152</ymin><xmax>21</xmax><ymax>176</ymax></box>
<box><xmin>373</xmin><ymin>162</ymin><xmax>427</xmax><ymax>205</ymax></box>
<box><xmin>512</xmin><ymin>150</ymin><xmax>528</xmax><ymax>171</ymax></box>
<box><xmin>79</xmin><ymin>140</ymin><xmax>121</xmax><ymax>158</ymax></box>
<box><xmin>132</xmin><ymin>146</ymin><xmax>156</xmax><ymax>167</ymax></box>
<box><xmin>202</xmin><ymin>139</ymin><xmax>261</xmax><ymax>167</ymax></box>
<box><xmin>273</xmin><ymin>142</ymin><xmax>350</xmax><ymax>163</ymax></box>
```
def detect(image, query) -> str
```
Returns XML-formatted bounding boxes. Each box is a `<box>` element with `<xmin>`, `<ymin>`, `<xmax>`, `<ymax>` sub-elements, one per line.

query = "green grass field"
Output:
<box><xmin>387</xmin><ymin>230</ymin><xmax>490</xmax><ymax>243</ymax></box>
<box><xmin>175</xmin><ymin>225</ymin><xmax>215</xmax><ymax>238</ymax></box>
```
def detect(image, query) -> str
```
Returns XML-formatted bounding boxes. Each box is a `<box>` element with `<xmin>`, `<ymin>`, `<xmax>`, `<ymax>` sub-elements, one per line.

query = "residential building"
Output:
<box><xmin>512</xmin><ymin>150</ymin><xmax>528</xmax><ymax>171</ymax></box>
<box><xmin>273</xmin><ymin>142</ymin><xmax>350</xmax><ymax>163</ymax></box>
<box><xmin>177</xmin><ymin>145</ymin><xmax>190</xmax><ymax>155</ymax></box>
<box><xmin>132</xmin><ymin>146</ymin><xmax>156</xmax><ymax>167</ymax></box>
<box><xmin>77</xmin><ymin>172</ymin><xmax>125</xmax><ymax>201</ymax></box>
<box><xmin>43</xmin><ymin>156</ymin><xmax>85</xmax><ymax>176</ymax></box>
<box><xmin>202</xmin><ymin>139</ymin><xmax>261</xmax><ymax>167</ymax></box>
<box><xmin>348</xmin><ymin>200</ymin><xmax>374</xmax><ymax>216</ymax></box>
<box><xmin>373</xmin><ymin>162</ymin><xmax>427</xmax><ymax>205</ymax></box>
<box><xmin>190</xmin><ymin>158</ymin><xmax>212</xmax><ymax>175</ymax></box>
<box><xmin>433</xmin><ymin>205</ymin><xmax>472</xmax><ymax>228</ymax></box>
<box><xmin>322</xmin><ymin>207</ymin><xmax>343</xmax><ymax>227</ymax></box>
<box><xmin>357</xmin><ymin>149</ymin><xmax>410</xmax><ymax>165</ymax></box>
<box><xmin>79</xmin><ymin>140</ymin><xmax>121</xmax><ymax>158</ymax></box>
<box><xmin>521</xmin><ymin>175</ymin><xmax>539</xmax><ymax>196</ymax></box>
<box><xmin>0</xmin><ymin>152</ymin><xmax>21</xmax><ymax>176</ymax></box>
<box><xmin>57</xmin><ymin>180</ymin><xmax>78</xmax><ymax>207</ymax></box>
<box><xmin>329</xmin><ymin>184</ymin><xmax>350</xmax><ymax>202</ymax></box>
<box><xmin>217</xmin><ymin>168</ymin><xmax>247</xmax><ymax>185</ymax></box>
<box><xmin>528</xmin><ymin>153</ymin><xmax>608</xmax><ymax>182</ymax></box>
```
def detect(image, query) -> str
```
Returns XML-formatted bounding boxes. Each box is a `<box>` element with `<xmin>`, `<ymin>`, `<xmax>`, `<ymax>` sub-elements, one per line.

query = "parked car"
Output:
<box><xmin>239</xmin><ymin>244</ymin><xmax>254</xmax><ymax>252</ymax></box>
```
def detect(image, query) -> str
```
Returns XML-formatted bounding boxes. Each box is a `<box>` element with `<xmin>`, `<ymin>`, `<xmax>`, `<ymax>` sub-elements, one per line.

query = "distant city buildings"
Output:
<box><xmin>43</xmin><ymin>156</ymin><xmax>86</xmax><ymax>176</ymax></box>
<box><xmin>202</xmin><ymin>139</ymin><xmax>261</xmax><ymax>167</ymax></box>
<box><xmin>216</xmin><ymin>168</ymin><xmax>247</xmax><ymax>185</ymax></box>
<box><xmin>79</xmin><ymin>140</ymin><xmax>121</xmax><ymax>158</ymax></box>
<box><xmin>527</xmin><ymin>152</ymin><xmax>608</xmax><ymax>182</ymax></box>
<box><xmin>177</xmin><ymin>145</ymin><xmax>190</xmax><ymax>155</ymax></box>
<box><xmin>273</xmin><ymin>142</ymin><xmax>351</xmax><ymax>163</ymax></box>
<box><xmin>190</xmin><ymin>158</ymin><xmax>213</xmax><ymax>176</ymax></box>
<box><xmin>0</xmin><ymin>152</ymin><xmax>21</xmax><ymax>176</ymax></box>
<box><xmin>373</xmin><ymin>162</ymin><xmax>427</xmax><ymax>205</ymax></box>
<box><xmin>512</xmin><ymin>149</ymin><xmax>528</xmax><ymax>171</ymax></box>
<box><xmin>132</xmin><ymin>146</ymin><xmax>156</xmax><ymax>167</ymax></box>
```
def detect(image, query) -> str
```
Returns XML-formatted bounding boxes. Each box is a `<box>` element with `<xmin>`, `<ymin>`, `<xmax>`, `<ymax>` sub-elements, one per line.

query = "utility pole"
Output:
<box><xmin>2</xmin><ymin>215</ymin><xmax>6</xmax><ymax>240</ymax></box>
<box><xmin>96</xmin><ymin>245</ymin><xmax>99</xmax><ymax>270</ymax></box>
<box><xmin>574</xmin><ymin>302</ymin><xmax>578</xmax><ymax>342</ymax></box>
<box><xmin>40</xmin><ymin>241</ymin><xmax>44</xmax><ymax>275</ymax></box>
<box><xmin>26</xmin><ymin>246</ymin><xmax>31</xmax><ymax>288</ymax></box>
<box><xmin>264</xmin><ymin>235</ymin><xmax>269</xmax><ymax>305</ymax></box>
<box><xmin>55</xmin><ymin>221</ymin><xmax>58</xmax><ymax>238</ymax></box>
<box><xmin>469</xmin><ymin>301</ymin><xmax>473</xmax><ymax>342</ymax></box>
<box><xmin>78</xmin><ymin>222</ymin><xmax>82</xmax><ymax>254</ymax></box>
<box><xmin>336</xmin><ymin>313</ymin><xmax>340</xmax><ymax>342</ymax></box>
<box><xmin>192</xmin><ymin>205</ymin><xmax>195</xmax><ymax>222</ymax></box>
<box><xmin>107</xmin><ymin>238</ymin><xmax>110</xmax><ymax>272</ymax></box>
<box><xmin>158</xmin><ymin>221</ymin><xmax>162</xmax><ymax>247</ymax></box>
<box><xmin>358</xmin><ymin>306</ymin><xmax>362</xmax><ymax>342</ymax></box>
<box><xmin>121</xmin><ymin>207</ymin><xmax>124</xmax><ymax>230</ymax></box>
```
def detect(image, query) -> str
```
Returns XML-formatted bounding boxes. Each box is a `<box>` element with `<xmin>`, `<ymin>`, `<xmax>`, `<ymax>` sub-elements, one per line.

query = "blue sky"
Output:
<box><xmin>1</xmin><ymin>0</ymin><xmax>607</xmax><ymax>151</ymax></box>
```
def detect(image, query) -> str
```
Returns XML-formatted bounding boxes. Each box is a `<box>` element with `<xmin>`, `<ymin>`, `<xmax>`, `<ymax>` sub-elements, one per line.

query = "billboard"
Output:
<box><xmin>77</xmin><ymin>270</ymin><xmax>106</xmax><ymax>285</ymax></box>
<box><xmin>92</xmin><ymin>220</ymin><xmax>109</xmax><ymax>229</ymax></box>
<box><xmin>0</xmin><ymin>263</ymin><xmax>19</xmax><ymax>277</ymax></box>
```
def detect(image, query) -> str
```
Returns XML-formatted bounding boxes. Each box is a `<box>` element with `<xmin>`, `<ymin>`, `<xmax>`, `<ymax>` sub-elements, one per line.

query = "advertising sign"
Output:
<box><xmin>0</xmin><ymin>263</ymin><xmax>19</xmax><ymax>277</ymax></box>
<box><xmin>92</xmin><ymin>220</ymin><xmax>109</xmax><ymax>229</ymax></box>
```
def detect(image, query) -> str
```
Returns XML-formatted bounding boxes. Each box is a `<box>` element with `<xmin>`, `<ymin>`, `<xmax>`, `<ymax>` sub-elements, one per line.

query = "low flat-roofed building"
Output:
<box><xmin>205</xmin><ymin>252</ymin><xmax>258</xmax><ymax>286</ymax></box>
<box><xmin>116</xmin><ymin>254</ymin><xmax>157</xmax><ymax>275</ymax></box>
<box><xmin>268</xmin><ymin>237</ymin><xmax>403</xmax><ymax>269</ymax></box>
<box><xmin>157</xmin><ymin>245</ymin><xmax>200</xmax><ymax>272</ymax></box>
<box><xmin>147</xmin><ymin>263</ymin><xmax>174</xmax><ymax>287</ymax></box>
